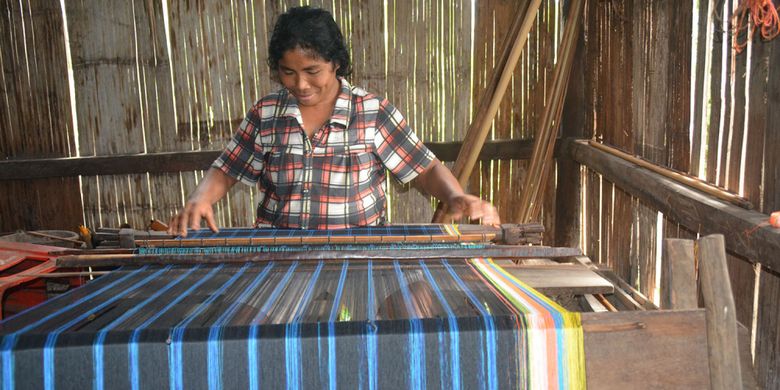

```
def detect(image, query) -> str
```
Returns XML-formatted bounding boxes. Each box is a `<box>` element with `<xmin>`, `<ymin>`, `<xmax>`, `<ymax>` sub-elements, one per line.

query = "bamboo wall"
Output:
<box><xmin>574</xmin><ymin>1</ymin><xmax>779</xmax><ymax>387</ymax></box>
<box><xmin>3</xmin><ymin>0</ymin><xmax>779</xmax><ymax>386</ymax></box>
<box><xmin>0</xmin><ymin>0</ymin><xmax>562</xmax><ymax>231</ymax></box>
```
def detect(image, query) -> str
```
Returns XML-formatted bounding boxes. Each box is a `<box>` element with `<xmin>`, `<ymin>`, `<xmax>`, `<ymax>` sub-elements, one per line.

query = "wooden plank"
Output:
<box><xmin>704</xmin><ymin>0</ymin><xmax>725</xmax><ymax>185</ymax></box>
<box><xmin>698</xmin><ymin>234</ymin><xmax>741</xmax><ymax>390</ymax></box>
<box><xmin>665</xmin><ymin>0</ymin><xmax>692</xmax><ymax>173</ymax></box>
<box><xmin>688</xmin><ymin>0</ymin><xmax>709</xmax><ymax>176</ymax></box>
<box><xmin>632</xmin><ymin>199</ymin><xmax>658</xmax><ymax>297</ymax></box>
<box><xmin>582</xmin><ymin>168</ymin><xmax>606</xmax><ymax>264</ymax></box>
<box><xmin>743</xmin><ymin>30</ymin><xmax>768</xmax><ymax>210</ymax></box>
<box><xmin>725</xmin><ymin>2</ymin><xmax>747</xmax><ymax>194</ymax></box>
<box><xmin>582</xmin><ymin>309</ymin><xmax>710</xmax><ymax>389</ymax></box>
<box><xmin>570</xmin><ymin>139</ymin><xmax>780</xmax><ymax>272</ymax></box>
<box><xmin>0</xmin><ymin>139</ymin><xmax>560</xmax><ymax>181</ymax></box>
<box><xmin>584</xmin><ymin>169</ymin><xmax>601</xmax><ymax>264</ymax></box>
<box><xmin>56</xmin><ymin>246</ymin><xmax>584</xmax><ymax>267</ymax></box>
<box><xmin>500</xmin><ymin>263</ymin><xmax>613</xmax><ymax>296</ymax></box>
<box><xmin>595</xmin><ymin>176</ymin><xmax>611</xmax><ymax>268</ymax></box>
<box><xmin>755</xmin><ymin>267</ymin><xmax>780</xmax><ymax>389</ymax></box>
<box><xmin>737</xmin><ymin>322</ymin><xmax>760</xmax><ymax>390</ymax></box>
<box><xmin>612</xmin><ymin>186</ymin><xmax>635</xmax><ymax>286</ymax></box>
<box><xmin>661</xmin><ymin>238</ymin><xmax>697</xmax><ymax>310</ymax></box>
<box><xmin>763</xmin><ymin>39</ymin><xmax>780</xmax><ymax>212</ymax></box>
<box><xmin>726</xmin><ymin>253</ymin><xmax>757</xmax><ymax>332</ymax></box>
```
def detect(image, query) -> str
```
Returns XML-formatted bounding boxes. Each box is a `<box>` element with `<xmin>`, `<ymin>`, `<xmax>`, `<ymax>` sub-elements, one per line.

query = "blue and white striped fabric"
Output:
<box><xmin>0</xmin><ymin>260</ymin><xmax>584</xmax><ymax>389</ymax></box>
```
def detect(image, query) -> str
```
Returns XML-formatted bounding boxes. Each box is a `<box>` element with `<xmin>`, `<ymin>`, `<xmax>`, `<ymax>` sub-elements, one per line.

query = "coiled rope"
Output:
<box><xmin>733</xmin><ymin>0</ymin><xmax>780</xmax><ymax>53</ymax></box>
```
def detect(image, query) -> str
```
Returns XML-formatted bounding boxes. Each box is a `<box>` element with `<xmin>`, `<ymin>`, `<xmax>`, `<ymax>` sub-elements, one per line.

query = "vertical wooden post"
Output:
<box><xmin>661</xmin><ymin>238</ymin><xmax>697</xmax><ymax>310</ymax></box>
<box><xmin>553</xmin><ymin>0</ymin><xmax>587</xmax><ymax>248</ymax></box>
<box><xmin>697</xmin><ymin>234</ymin><xmax>742</xmax><ymax>390</ymax></box>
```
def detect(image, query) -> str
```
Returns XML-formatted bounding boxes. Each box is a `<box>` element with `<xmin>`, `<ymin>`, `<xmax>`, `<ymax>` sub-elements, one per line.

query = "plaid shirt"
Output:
<box><xmin>213</xmin><ymin>78</ymin><xmax>435</xmax><ymax>229</ymax></box>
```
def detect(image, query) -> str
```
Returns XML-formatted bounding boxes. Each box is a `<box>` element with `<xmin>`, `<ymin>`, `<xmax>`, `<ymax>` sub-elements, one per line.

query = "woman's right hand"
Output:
<box><xmin>167</xmin><ymin>168</ymin><xmax>238</xmax><ymax>237</ymax></box>
<box><xmin>167</xmin><ymin>200</ymin><xmax>219</xmax><ymax>237</ymax></box>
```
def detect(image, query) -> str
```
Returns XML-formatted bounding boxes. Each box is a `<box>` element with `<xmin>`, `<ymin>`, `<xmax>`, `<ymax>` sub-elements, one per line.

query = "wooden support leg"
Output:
<box><xmin>697</xmin><ymin>234</ymin><xmax>742</xmax><ymax>390</ymax></box>
<box><xmin>661</xmin><ymin>238</ymin><xmax>697</xmax><ymax>310</ymax></box>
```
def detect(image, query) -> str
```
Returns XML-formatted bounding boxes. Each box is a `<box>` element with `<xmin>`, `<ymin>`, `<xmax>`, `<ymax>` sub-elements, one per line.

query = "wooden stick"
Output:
<box><xmin>16</xmin><ymin>271</ymin><xmax>110</xmax><ymax>278</ymax></box>
<box><xmin>56</xmin><ymin>246</ymin><xmax>583</xmax><ymax>267</ymax></box>
<box><xmin>515</xmin><ymin>0</ymin><xmax>584</xmax><ymax>223</ymax></box>
<box><xmin>583</xmin><ymin>321</ymin><xmax>647</xmax><ymax>333</ymax></box>
<box><xmin>432</xmin><ymin>0</ymin><xmax>542</xmax><ymax>222</ymax></box>
<box><xmin>130</xmin><ymin>224</ymin><xmax>545</xmax><ymax>248</ymax></box>
<box><xmin>588</xmin><ymin>140</ymin><xmax>753</xmax><ymax>209</ymax></box>
<box><xmin>697</xmin><ymin>234</ymin><xmax>742</xmax><ymax>390</ymax></box>
<box><xmin>594</xmin><ymin>293</ymin><xmax>618</xmax><ymax>312</ymax></box>
<box><xmin>148</xmin><ymin>219</ymin><xmax>169</xmax><ymax>231</ymax></box>
<box><xmin>24</xmin><ymin>231</ymin><xmax>84</xmax><ymax>245</ymax></box>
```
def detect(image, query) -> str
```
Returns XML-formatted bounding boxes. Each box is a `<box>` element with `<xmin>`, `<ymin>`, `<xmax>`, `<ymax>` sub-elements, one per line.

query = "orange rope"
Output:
<box><xmin>733</xmin><ymin>0</ymin><xmax>780</xmax><ymax>53</ymax></box>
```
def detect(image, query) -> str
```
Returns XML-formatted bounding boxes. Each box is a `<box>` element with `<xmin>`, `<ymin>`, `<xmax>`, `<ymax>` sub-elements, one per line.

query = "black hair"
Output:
<box><xmin>267</xmin><ymin>6</ymin><xmax>352</xmax><ymax>78</ymax></box>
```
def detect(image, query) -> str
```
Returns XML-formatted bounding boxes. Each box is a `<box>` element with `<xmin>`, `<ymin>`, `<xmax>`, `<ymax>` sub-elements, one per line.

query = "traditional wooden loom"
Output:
<box><xmin>0</xmin><ymin>224</ymin><xmax>747</xmax><ymax>389</ymax></box>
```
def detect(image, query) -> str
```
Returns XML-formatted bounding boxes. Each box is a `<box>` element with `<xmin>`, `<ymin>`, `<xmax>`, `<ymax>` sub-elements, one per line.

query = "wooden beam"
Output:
<box><xmin>56</xmin><ymin>245</ymin><xmax>583</xmax><ymax>267</ymax></box>
<box><xmin>570</xmin><ymin>138</ymin><xmax>780</xmax><ymax>272</ymax></box>
<box><xmin>698</xmin><ymin>234</ymin><xmax>742</xmax><ymax>390</ymax></box>
<box><xmin>582</xmin><ymin>309</ymin><xmax>710</xmax><ymax>389</ymax></box>
<box><xmin>0</xmin><ymin>139</ymin><xmax>552</xmax><ymax>181</ymax></box>
<box><xmin>661</xmin><ymin>238</ymin><xmax>697</xmax><ymax>310</ymax></box>
<box><xmin>554</xmin><ymin>1</ymin><xmax>586</xmax><ymax>247</ymax></box>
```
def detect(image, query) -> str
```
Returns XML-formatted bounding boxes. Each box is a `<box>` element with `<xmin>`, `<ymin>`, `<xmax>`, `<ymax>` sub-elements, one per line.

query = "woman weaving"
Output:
<box><xmin>168</xmin><ymin>6</ymin><xmax>499</xmax><ymax>236</ymax></box>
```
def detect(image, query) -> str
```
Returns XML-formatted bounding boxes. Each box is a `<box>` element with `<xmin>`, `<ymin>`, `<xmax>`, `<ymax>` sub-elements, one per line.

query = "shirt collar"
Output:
<box><xmin>279</xmin><ymin>78</ymin><xmax>352</xmax><ymax>128</ymax></box>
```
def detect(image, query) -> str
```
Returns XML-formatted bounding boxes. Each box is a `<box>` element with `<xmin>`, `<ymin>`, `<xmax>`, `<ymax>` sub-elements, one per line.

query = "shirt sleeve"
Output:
<box><xmin>211</xmin><ymin>108</ymin><xmax>265</xmax><ymax>186</ymax></box>
<box><xmin>373</xmin><ymin>98</ymin><xmax>436</xmax><ymax>184</ymax></box>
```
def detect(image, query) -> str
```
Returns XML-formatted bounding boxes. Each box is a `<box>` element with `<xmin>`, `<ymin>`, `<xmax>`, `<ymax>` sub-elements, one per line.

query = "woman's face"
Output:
<box><xmin>277</xmin><ymin>47</ymin><xmax>340</xmax><ymax>108</ymax></box>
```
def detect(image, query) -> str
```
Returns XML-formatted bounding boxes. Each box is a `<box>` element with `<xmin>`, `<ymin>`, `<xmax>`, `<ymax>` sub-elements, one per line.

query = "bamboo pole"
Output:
<box><xmin>587</xmin><ymin>140</ymin><xmax>753</xmax><ymax>209</ymax></box>
<box><xmin>24</xmin><ymin>231</ymin><xmax>85</xmax><ymax>246</ymax></box>
<box><xmin>516</xmin><ymin>0</ymin><xmax>585</xmax><ymax>223</ymax></box>
<box><xmin>432</xmin><ymin>0</ymin><xmax>543</xmax><ymax>222</ymax></box>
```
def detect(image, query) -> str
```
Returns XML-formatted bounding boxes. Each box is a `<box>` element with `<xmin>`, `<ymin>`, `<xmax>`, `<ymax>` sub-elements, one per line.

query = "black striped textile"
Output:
<box><xmin>1</xmin><ymin>260</ymin><xmax>529</xmax><ymax>389</ymax></box>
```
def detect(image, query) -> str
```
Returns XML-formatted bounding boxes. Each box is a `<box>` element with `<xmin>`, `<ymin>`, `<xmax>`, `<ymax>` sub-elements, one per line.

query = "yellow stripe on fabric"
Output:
<box><xmin>470</xmin><ymin>258</ymin><xmax>587</xmax><ymax>390</ymax></box>
<box><xmin>470</xmin><ymin>258</ymin><xmax>552</xmax><ymax>389</ymax></box>
<box><xmin>484</xmin><ymin>258</ymin><xmax>569</xmax><ymax>313</ymax></box>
